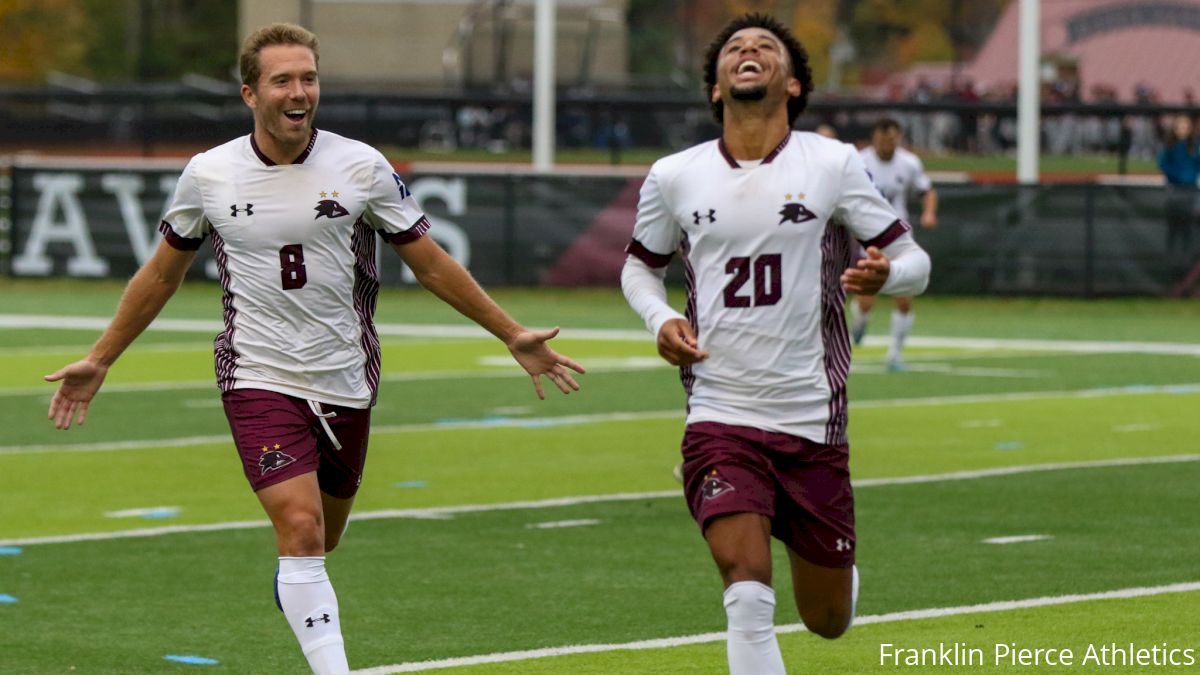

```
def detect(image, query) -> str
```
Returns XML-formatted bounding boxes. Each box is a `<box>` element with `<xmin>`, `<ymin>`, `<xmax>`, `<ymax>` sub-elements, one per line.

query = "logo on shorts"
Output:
<box><xmin>835</xmin><ymin>538</ymin><xmax>853</xmax><ymax>552</ymax></box>
<box><xmin>259</xmin><ymin>444</ymin><xmax>296</xmax><ymax>475</ymax></box>
<box><xmin>700</xmin><ymin>469</ymin><xmax>735</xmax><ymax>500</ymax></box>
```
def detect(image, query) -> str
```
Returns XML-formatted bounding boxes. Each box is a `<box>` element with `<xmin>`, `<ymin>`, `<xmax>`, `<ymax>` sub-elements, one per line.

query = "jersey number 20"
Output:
<box><xmin>724</xmin><ymin>254</ymin><xmax>782</xmax><ymax>308</ymax></box>
<box><xmin>279</xmin><ymin>244</ymin><xmax>307</xmax><ymax>290</ymax></box>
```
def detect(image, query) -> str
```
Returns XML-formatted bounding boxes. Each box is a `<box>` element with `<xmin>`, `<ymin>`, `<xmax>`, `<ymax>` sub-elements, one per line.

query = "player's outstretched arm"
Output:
<box><xmin>391</xmin><ymin>237</ymin><xmax>584</xmax><ymax>399</ymax></box>
<box><xmin>45</xmin><ymin>240</ymin><xmax>196</xmax><ymax>429</ymax></box>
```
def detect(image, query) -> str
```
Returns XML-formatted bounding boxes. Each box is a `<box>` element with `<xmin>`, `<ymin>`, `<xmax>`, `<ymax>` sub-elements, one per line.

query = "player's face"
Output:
<box><xmin>873</xmin><ymin>127</ymin><xmax>899</xmax><ymax>160</ymax></box>
<box><xmin>242</xmin><ymin>44</ymin><xmax>320</xmax><ymax>149</ymax></box>
<box><xmin>711</xmin><ymin>27</ymin><xmax>800</xmax><ymax>111</ymax></box>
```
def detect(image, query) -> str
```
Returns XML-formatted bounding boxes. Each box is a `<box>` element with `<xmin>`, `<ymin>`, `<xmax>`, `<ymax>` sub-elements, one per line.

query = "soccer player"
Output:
<box><xmin>44</xmin><ymin>23</ymin><xmax>583</xmax><ymax>675</ymax></box>
<box><xmin>621</xmin><ymin>14</ymin><xmax>929</xmax><ymax>674</ymax></box>
<box><xmin>851</xmin><ymin>117</ymin><xmax>939</xmax><ymax>370</ymax></box>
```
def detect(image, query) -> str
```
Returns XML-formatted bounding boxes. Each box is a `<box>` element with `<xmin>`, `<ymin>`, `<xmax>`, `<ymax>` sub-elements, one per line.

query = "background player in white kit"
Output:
<box><xmin>851</xmin><ymin>117</ymin><xmax>939</xmax><ymax>370</ymax></box>
<box><xmin>43</xmin><ymin>23</ymin><xmax>583</xmax><ymax>675</ymax></box>
<box><xmin>622</xmin><ymin>14</ymin><xmax>929</xmax><ymax>675</ymax></box>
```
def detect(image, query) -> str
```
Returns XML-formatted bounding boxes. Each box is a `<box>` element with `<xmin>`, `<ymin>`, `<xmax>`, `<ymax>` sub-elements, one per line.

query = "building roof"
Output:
<box><xmin>966</xmin><ymin>0</ymin><xmax>1200</xmax><ymax>102</ymax></box>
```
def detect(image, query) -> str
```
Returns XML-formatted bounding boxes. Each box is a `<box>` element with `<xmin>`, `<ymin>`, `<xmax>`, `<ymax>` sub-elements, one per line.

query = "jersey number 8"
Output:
<box><xmin>279</xmin><ymin>244</ymin><xmax>307</xmax><ymax>290</ymax></box>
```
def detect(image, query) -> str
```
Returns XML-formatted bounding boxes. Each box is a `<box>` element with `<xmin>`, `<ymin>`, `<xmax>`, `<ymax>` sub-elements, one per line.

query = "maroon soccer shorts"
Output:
<box><xmin>222</xmin><ymin>389</ymin><xmax>371</xmax><ymax>499</ymax></box>
<box><xmin>680</xmin><ymin>421</ymin><xmax>856</xmax><ymax>568</ymax></box>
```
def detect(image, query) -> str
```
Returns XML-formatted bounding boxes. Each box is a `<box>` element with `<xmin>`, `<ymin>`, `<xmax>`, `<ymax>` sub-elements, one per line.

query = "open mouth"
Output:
<box><xmin>736</xmin><ymin>60</ymin><xmax>764</xmax><ymax>76</ymax></box>
<box><xmin>284</xmin><ymin>109</ymin><xmax>308</xmax><ymax>123</ymax></box>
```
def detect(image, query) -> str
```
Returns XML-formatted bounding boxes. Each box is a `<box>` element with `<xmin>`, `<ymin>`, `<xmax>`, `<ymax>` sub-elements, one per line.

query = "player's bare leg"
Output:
<box><xmin>320</xmin><ymin>491</ymin><xmax>356</xmax><ymax>553</ymax></box>
<box><xmin>887</xmin><ymin>296</ymin><xmax>915</xmax><ymax>371</ymax></box>
<box><xmin>786</xmin><ymin>549</ymin><xmax>858</xmax><ymax>639</ymax></box>
<box><xmin>259</xmin><ymin>473</ymin><xmax>349</xmax><ymax>675</ymax></box>
<box><xmin>705</xmin><ymin>513</ymin><xmax>785</xmax><ymax>675</ymax></box>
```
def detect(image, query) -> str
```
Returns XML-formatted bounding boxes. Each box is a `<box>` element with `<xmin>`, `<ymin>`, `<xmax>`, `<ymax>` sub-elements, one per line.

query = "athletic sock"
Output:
<box><xmin>724</xmin><ymin>581</ymin><xmax>786</xmax><ymax>675</ymax></box>
<box><xmin>888</xmin><ymin>310</ymin><xmax>914</xmax><ymax>363</ymax></box>
<box><xmin>850</xmin><ymin>564</ymin><xmax>860</xmax><ymax>625</ymax></box>
<box><xmin>849</xmin><ymin>302</ymin><xmax>870</xmax><ymax>345</ymax></box>
<box><xmin>276</xmin><ymin>556</ymin><xmax>349</xmax><ymax>675</ymax></box>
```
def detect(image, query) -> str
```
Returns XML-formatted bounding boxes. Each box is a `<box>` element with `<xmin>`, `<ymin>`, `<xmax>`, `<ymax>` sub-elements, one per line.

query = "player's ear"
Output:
<box><xmin>786</xmin><ymin>76</ymin><xmax>801</xmax><ymax>98</ymax></box>
<box><xmin>240</xmin><ymin>83</ymin><xmax>257</xmax><ymax>109</ymax></box>
<box><xmin>710</xmin><ymin>85</ymin><xmax>721</xmax><ymax>104</ymax></box>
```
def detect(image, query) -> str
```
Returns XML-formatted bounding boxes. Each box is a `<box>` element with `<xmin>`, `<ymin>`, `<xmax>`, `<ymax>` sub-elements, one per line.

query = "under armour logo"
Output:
<box><xmin>835</xmin><ymin>538</ymin><xmax>853</xmax><ymax>552</ymax></box>
<box><xmin>305</xmin><ymin>614</ymin><xmax>331</xmax><ymax>628</ymax></box>
<box><xmin>230</xmin><ymin>204</ymin><xmax>253</xmax><ymax>217</ymax></box>
<box><xmin>693</xmin><ymin>209</ymin><xmax>716</xmax><ymax>225</ymax></box>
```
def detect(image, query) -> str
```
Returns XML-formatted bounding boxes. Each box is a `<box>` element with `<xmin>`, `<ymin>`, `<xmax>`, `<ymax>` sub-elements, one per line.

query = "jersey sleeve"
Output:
<box><xmin>833</xmin><ymin>150</ymin><xmax>911</xmax><ymax>249</ymax></box>
<box><xmin>362</xmin><ymin>151</ymin><xmax>430</xmax><ymax>244</ymax></box>
<box><xmin>158</xmin><ymin>156</ymin><xmax>210</xmax><ymax>250</ymax></box>
<box><xmin>909</xmin><ymin>153</ymin><xmax>932</xmax><ymax>194</ymax></box>
<box><xmin>625</xmin><ymin>165</ymin><xmax>681</xmax><ymax>268</ymax></box>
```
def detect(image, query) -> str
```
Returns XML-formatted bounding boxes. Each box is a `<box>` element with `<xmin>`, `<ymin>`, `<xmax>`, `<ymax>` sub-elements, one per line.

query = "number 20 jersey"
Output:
<box><xmin>627</xmin><ymin>132</ymin><xmax>908</xmax><ymax>444</ymax></box>
<box><xmin>159</xmin><ymin>129</ymin><xmax>430</xmax><ymax>408</ymax></box>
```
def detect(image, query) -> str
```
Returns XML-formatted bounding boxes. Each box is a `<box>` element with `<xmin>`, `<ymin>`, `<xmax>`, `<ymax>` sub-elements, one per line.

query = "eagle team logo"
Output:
<box><xmin>259</xmin><ymin>444</ymin><xmax>296</xmax><ymax>475</ymax></box>
<box><xmin>778</xmin><ymin>201</ymin><xmax>817</xmax><ymax>225</ymax></box>
<box><xmin>700</xmin><ymin>469</ymin><xmax>735</xmax><ymax>500</ymax></box>
<box><xmin>314</xmin><ymin>199</ymin><xmax>349</xmax><ymax>219</ymax></box>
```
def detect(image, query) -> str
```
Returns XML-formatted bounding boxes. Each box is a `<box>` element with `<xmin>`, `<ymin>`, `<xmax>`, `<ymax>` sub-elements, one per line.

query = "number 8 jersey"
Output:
<box><xmin>160</xmin><ymin>129</ymin><xmax>430</xmax><ymax>408</ymax></box>
<box><xmin>626</xmin><ymin>131</ymin><xmax>907</xmax><ymax>444</ymax></box>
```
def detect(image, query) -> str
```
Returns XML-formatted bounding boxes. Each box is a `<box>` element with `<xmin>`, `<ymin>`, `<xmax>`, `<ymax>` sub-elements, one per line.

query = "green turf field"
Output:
<box><xmin>1</xmin><ymin>280</ymin><xmax>1198</xmax><ymax>673</ymax></box>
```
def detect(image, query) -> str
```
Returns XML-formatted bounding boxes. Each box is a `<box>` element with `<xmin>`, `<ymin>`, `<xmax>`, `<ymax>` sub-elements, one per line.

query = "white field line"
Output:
<box><xmin>982</xmin><ymin>534</ymin><xmax>1053</xmax><ymax>544</ymax></box>
<box><xmin>6</xmin><ymin>384</ymin><xmax>1200</xmax><ymax>456</ymax></box>
<box><xmin>4</xmin><ymin>454</ymin><xmax>1198</xmax><ymax>548</ymax></box>
<box><xmin>353</xmin><ymin>582</ymin><xmax>1200</xmax><ymax>674</ymax></box>
<box><xmin>4</xmin><ymin>314</ymin><xmax>1200</xmax><ymax>354</ymax></box>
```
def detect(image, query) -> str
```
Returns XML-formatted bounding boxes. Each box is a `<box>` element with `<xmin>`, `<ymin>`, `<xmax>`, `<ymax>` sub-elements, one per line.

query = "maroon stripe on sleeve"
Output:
<box><xmin>625</xmin><ymin>238</ymin><xmax>674</xmax><ymax>268</ymax></box>
<box><xmin>380</xmin><ymin>215</ymin><xmax>431</xmax><ymax>245</ymax></box>
<box><xmin>859</xmin><ymin>219</ymin><xmax>911</xmax><ymax>250</ymax></box>
<box><xmin>159</xmin><ymin>220</ymin><xmax>205</xmax><ymax>251</ymax></box>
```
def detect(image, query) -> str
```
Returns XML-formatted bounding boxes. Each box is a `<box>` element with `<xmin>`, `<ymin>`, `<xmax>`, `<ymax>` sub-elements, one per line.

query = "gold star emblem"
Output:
<box><xmin>319</xmin><ymin>191</ymin><xmax>327</xmax><ymax>198</ymax></box>
<box><xmin>797</xmin><ymin>192</ymin><xmax>806</xmax><ymax>200</ymax></box>
<box><xmin>274</xmin><ymin>443</ymin><xmax>281</xmax><ymax>450</ymax></box>
<box><xmin>261</xmin><ymin>446</ymin><xmax>268</xmax><ymax>453</ymax></box>
<box><xmin>331</xmin><ymin>191</ymin><xmax>339</xmax><ymax>198</ymax></box>
<box><xmin>785</xmin><ymin>193</ymin><xmax>792</xmax><ymax>200</ymax></box>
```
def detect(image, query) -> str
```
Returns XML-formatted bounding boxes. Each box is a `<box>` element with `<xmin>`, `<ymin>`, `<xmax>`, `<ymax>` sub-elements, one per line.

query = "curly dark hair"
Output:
<box><xmin>702</xmin><ymin>13</ymin><xmax>813</xmax><ymax>126</ymax></box>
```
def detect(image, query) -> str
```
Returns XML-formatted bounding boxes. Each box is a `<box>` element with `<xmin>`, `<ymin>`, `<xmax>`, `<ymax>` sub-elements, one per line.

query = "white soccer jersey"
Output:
<box><xmin>858</xmin><ymin>146</ymin><xmax>932</xmax><ymax>221</ymax></box>
<box><xmin>160</xmin><ymin>129</ymin><xmax>430</xmax><ymax>408</ymax></box>
<box><xmin>627</xmin><ymin>132</ymin><xmax>909</xmax><ymax>444</ymax></box>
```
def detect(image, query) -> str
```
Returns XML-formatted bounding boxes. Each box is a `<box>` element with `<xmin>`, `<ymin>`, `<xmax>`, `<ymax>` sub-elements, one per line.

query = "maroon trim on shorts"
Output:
<box><xmin>158</xmin><ymin>220</ymin><xmax>205</xmax><ymax>250</ymax></box>
<box><xmin>625</xmin><ymin>238</ymin><xmax>674</xmax><ymax>268</ymax></box>
<box><xmin>859</xmin><ymin>219</ymin><xmax>911</xmax><ymax>250</ymax></box>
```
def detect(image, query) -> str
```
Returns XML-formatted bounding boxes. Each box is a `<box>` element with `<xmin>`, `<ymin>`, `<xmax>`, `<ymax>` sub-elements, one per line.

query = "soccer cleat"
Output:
<box><xmin>886</xmin><ymin>357</ymin><xmax>907</xmax><ymax>373</ymax></box>
<box><xmin>672</xmin><ymin>462</ymin><xmax>684</xmax><ymax>485</ymax></box>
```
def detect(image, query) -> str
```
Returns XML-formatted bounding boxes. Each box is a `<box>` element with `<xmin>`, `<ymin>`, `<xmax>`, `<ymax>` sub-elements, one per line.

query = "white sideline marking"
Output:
<box><xmin>4</xmin><ymin>455</ymin><xmax>1198</xmax><ymax>548</ymax></box>
<box><xmin>525</xmin><ymin>519</ymin><xmax>602</xmax><ymax>530</ymax></box>
<box><xmin>982</xmin><ymin>534</ymin><xmax>1052</xmax><ymax>545</ymax></box>
<box><xmin>352</xmin><ymin>582</ymin><xmax>1200</xmax><ymax>674</ymax></box>
<box><xmin>103</xmin><ymin>506</ymin><xmax>181</xmax><ymax>519</ymax></box>
<box><xmin>6</xmin><ymin>383</ymin><xmax>1200</xmax><ymax>457</ymax></box>
<box><xmin>4</xmin><ymin>314</ymin><xmax>1200</xmax><ymax>354</ymax></box>
<box><xmin>1113</xmin><ymin>423</ymin><xmax>1159</xmax><ymax>433</ymax></box>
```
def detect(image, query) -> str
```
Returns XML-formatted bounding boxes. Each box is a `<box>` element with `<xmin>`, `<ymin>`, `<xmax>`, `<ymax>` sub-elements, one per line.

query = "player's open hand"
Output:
<box><xmin>841</xmin><ymin>246</ymin><xmax>891</xmax><ymax>295</ymax></box>
<box><xmin>657</xmin><ymin>318</ymin><xmax>709</xmax><ymax>367</ymax></box>
<box><xmin>44</xmin><ymin>359</ymin><xmax>110</xmax><ymax>430</ymax></box>
<box><xmin>506</xmin><ymin>327</ymin><xmax>586</xmax><ymax>399</ymax></box>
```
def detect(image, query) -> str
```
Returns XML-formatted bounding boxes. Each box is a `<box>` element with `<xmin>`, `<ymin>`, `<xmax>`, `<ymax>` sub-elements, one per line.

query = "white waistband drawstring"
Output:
<box><xmin>306</xmin><ymin>400</ymin><xmax>343</xmax><ymax>451</ymax></box>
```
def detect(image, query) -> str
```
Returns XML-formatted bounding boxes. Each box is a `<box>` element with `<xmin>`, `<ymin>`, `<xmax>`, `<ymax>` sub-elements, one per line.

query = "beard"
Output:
<box><xmin>729</xmin><ymin>84</ymin><xmax>768</xmax><ymax>101</ymax></box>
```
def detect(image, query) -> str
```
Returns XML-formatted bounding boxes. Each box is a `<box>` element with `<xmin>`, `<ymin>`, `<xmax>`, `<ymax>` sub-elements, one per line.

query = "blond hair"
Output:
<box><xmin>239</xmin><ymin>23</ymin><xmax>319</xmax><ymax>87</ymax></box>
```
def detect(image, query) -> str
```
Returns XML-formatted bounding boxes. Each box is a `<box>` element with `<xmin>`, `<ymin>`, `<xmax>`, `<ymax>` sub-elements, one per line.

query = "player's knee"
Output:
<box><xmin>276</xmin><ymin>510</ymin><xmax>325</xmax><ymax>555</ymax></box>
<box><xmin>714</xmin><ymin>558</ymin><xmax>771</xmax><ymax>586</ymax></box>
<box><xmin>800</xmin><ymin>604</ymin><xmax>853</xmax><ymax>639</ymax></box>
<box><xmin>724</xmin><ymin>581</ymin><xmax>776</xmax><ymax>640</ymax></box>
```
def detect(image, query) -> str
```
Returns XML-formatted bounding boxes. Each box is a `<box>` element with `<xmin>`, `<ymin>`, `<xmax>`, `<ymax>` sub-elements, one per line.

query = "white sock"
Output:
<box><xmin>724</xmin><ymin>581</ymin><xmax>785</xmax><ymax>675</ymax></box>
<box><xmin>850</xmin><ymin>302</ymin><xmax>870</xmax><ymax>341</ymax></box>
<box><xmin>850</xmin><ymin>565</ymin><xmax>860</xmax><ymax>625</ymax></box>
<box><xmin>276</xmin><ymin>557</ymin><xmax>349</xmax><ymax>675</ymax></box>
<box><xmin>888</xmin><ymin>310</ymin><xmax>914</xmax><ymax>361</ymax></box>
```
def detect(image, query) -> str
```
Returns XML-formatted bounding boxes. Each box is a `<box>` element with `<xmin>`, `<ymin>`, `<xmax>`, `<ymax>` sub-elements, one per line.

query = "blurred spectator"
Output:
<box><xmin>1157</xmin><ymin>114</ymin><xmax>1200</xmax><ymax>259</ymax></box>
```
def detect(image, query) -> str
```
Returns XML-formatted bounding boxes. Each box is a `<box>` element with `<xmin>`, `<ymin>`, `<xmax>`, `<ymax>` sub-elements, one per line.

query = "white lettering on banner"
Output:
<box><xmin>100</xmin><ymin>174</ymin><xmax>157</xmax><ymax>264</ymax></box>
<box><xmin>402</xmin><ymin>178</ymin><xmax>470</xmax><ymax>284</ymax></box>
<box><xmin>12</xmin><ymin>173</ymin><xmax>109</xmax><ymax>276</ymax></box>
